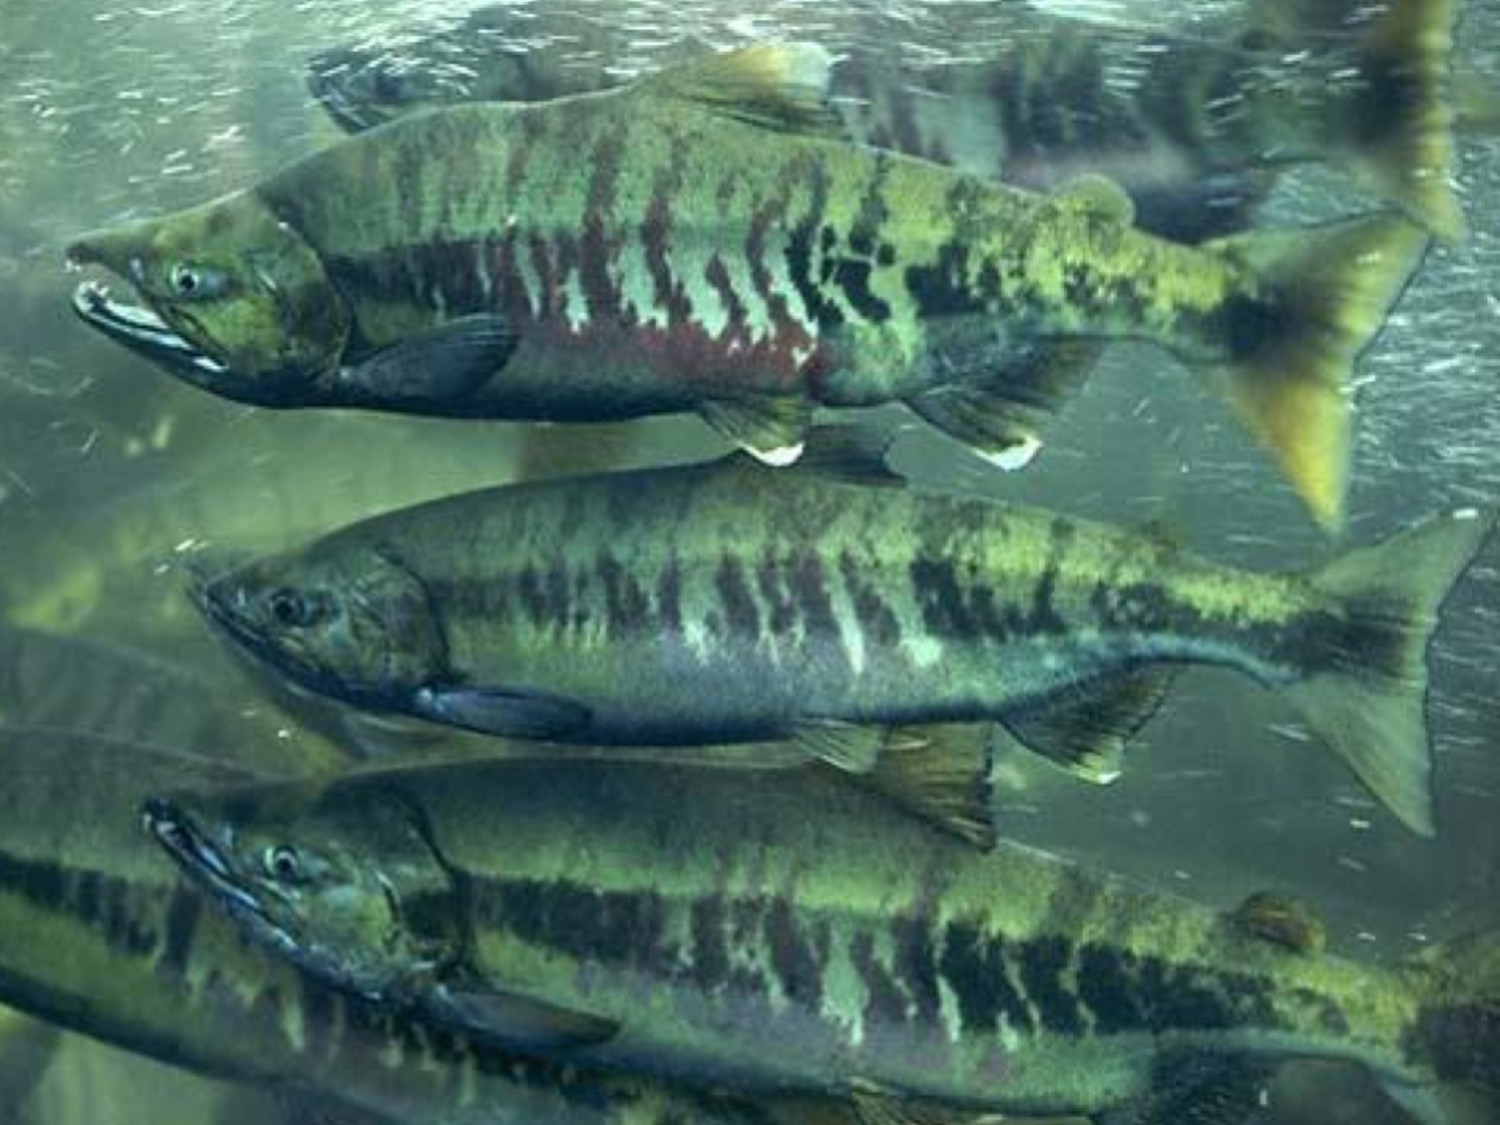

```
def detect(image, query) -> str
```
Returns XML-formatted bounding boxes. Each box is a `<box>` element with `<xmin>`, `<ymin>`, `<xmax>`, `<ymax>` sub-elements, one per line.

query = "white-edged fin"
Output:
<box><xmin>635</xmin><ymin>43</ymin><xmax>841</xmax><ymax>138</ymax></box>
<box><xmin>434</xmin><ymin>986</ymin><xmax>619</xmax><ymax>1051</ymax></box>
<box><xmin>701</xmin><ymin>395</ymin><xmax>812</xmax><ymax>467</ymax></box>
<box><xmin>906</xmin><ymin>342</ymin><xmax>1102</xmax><ymax>469</ymax></box>
<box><xmin>1000</xmin><ymin>668</ymin><xmax>1178</xmax><ymax>784</ymax></box>
<box><xmin>413</xmin><ymin>685</ymin><xmax>592</xmax><ymax>740</ymax></box>
<box><xmin>857</xmin><ymin>725</ymin><xmax>997</xmax><ymax>850</ymax></box>
<box><xmin>791</xmin><ymin>719</ymin><xmax>887</xmax><ymax>774</ymax></box>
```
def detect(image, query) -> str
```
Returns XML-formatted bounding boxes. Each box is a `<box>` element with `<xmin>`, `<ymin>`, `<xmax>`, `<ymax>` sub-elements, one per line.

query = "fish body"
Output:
<box><xmin>69</xmin><ymin>45</ymin><xmax>1431</xmax><ymax>525</ymax></box>
<box><xmin>195</xmin><ymin>444</ymin><xmax>1495</xmax><ymax>833</ymax></box>
<box><xmin>0</xmin><ymin>728</ymin><xmax>832</xmax><ymax>1125</ymax></box>
<box><xmin>148</xmin><ymin>756</ymin><xmax>1500</xmax><ymax>1123</ymax></box>
<box><xmin>306</xmin><ymin>0</ymin><xmax>1463</xmax><ymax>242</ymax></box>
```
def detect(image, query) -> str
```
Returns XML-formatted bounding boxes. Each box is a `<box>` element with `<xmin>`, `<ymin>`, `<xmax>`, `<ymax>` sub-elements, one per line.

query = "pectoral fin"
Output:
<box><xmin>340</xmin><ymin>315</ymin><xmax>520</xmax><ymax>407</ymax></box>
<box><xmin>433</xmin><ymin>986</ymin><xmax>620</xmax><ymax>1051</ymax></box>
<box><xmin>1001</xmin><ymin>668</ymin><xmax>1178</xmax><ymax>783</ymax></box>
<box><xmin>701</xmin><ymin>395</ymin><xmax>812</xmax><ymax>467</ymax></box>
<box><xmin>906</xmin><ymin>342</ymin><xmax>1103</xmax><ymax>471</ymax></box>
<box><xmin>413</xmin><ymin>685</ymin><xmax>592</xmax><ymax>740</ymax></box>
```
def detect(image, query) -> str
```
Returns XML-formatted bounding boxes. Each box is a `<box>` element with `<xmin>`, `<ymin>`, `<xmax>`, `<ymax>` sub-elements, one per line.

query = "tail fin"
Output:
<box><xmin>1402</xmin><ymin>928</ymin><xmax>1500</xmax><ymax>1109</ymax></box>
<box><xmin>1348</xmin><ymin>0</ymin><xmax>1464</xmax><ymax>241</ymax></box>
<box><xmin>1209</xmin><ymin>213</ymin><xmax>1428</xmax><ymax>531</ymax></box>
<box><xmin>1280</xmin><ymin>507</ymin><xmax>1494</xmax><ymax>834</ymax></box>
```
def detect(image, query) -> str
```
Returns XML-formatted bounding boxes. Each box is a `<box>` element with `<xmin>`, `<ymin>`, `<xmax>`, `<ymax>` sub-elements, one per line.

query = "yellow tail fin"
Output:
<box><xmin>1209</xmin><ymin>213</ymin><xmax>1429</xmax><ymax>530</ymax></box>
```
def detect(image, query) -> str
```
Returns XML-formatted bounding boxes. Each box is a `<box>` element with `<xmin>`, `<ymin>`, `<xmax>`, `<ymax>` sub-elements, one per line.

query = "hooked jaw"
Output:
<box><xmin>66</xmin><ymin>233</ymin><xmax>230</xmax><ymax>386</ymax></box>
<box><xmin>142</xmin><ymin>797</ymin><xmax>300</xmax><ymax>957</ymax></box>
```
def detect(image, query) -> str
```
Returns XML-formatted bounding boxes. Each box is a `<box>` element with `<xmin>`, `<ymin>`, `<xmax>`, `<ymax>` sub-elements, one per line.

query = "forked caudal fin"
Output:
<box><xmin>1245</xmin><ymin>0</ymin><xmax>1463</xmax><ymax>240</ymax></box>
<box><xmin>1347</xmin><ymin>0</ymin><xmax>1463</xmax><ymax>242</ymax></box>
<box><xmin>1281</xmin><ymin>507</ymin><xmax>1495</xmax><ymax>836</ymax></box>
<box><xmin>1209</xmin><ymin>212</ymin><xmax>1429</xmax><ymax>531</ymax></box>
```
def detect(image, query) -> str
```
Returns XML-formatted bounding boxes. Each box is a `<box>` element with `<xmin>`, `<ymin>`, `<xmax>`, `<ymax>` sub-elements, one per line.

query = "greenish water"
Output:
<box><xmin>0</xmin><ymin>2</ymin><xmax>1496</xmax><ymax>1123</ymax></box>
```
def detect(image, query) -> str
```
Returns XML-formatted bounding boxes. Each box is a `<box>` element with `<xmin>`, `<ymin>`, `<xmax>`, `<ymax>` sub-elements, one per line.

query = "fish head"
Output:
<box><xmin>192</xmin><ymin>541</ymin><xmax>447</xmax><ymax>708</ymax></box>
<box><xmin>306</xmin><ymin>46</ymin><xmax>459</xmax><ymax>132</ymax></box>
<box><xmin>67</xmin><ymin>194</ymin><xmax>352</xmax><ymax>406</ymax></box>
<box><xmin>144</xmin><ymin>781</ymin><xmax>461</xmax><ymax>999</ymax></box>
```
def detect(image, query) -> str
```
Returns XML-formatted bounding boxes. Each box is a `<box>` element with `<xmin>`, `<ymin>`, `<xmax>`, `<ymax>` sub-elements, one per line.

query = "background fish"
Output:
<box><xmin>67</xmin><ymin>45</ymin><xmax>1429</xmax><ymax>526</ymax></box>
<box><xmin>0</xmin><ymin>727</ymin><xmax>854</xmax><ymax>1125</ymax></box>
<box><xmin>190</xmin><ymin>440</ymin><xmax>1494</xmax><ymax>835</ymax></box>
<box><xmin>148</xmin><ymin>755</ymin><xmax>1500</xmax><ymax>1124</ymax></box>
<box><xmin>306</xmin><ymin>0</ymin><xmax>1466</xmax><ymax>242</ymax></box>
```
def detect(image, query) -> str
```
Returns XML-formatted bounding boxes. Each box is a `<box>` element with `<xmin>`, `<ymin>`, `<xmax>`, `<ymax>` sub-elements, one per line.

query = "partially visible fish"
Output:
<box><xmin>0</xmin><ymin>1005</ymin><xmax>58</xmax><ymax>1117</ymax></box>
<box><xmin>68</xmin><ymin>45</ymin><xmax>1430</xmax><ymax>526</ymax></box>
<box><xmin>0</xmin><ymin>728</ymin><xmax>856</xmax><ymax>1125</ymax></box>
<box><xmin>148</xmin><ymin>754</ymin><xmax>1500</xmax><ymax>1124</ymax></box>
<box><xmin>189</xmin><ymin>437</ymin><xmax>1494</xmax><ymax>835</ymax></box>
<box><xmin>306</xmin><ymin>0</ymin><xmax>1465</xmax><ymax>241</ymax></box>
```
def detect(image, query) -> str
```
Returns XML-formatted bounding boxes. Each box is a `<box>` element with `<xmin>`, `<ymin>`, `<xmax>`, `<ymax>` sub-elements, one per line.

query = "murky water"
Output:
<box><xmin>0</xmin><ymin>2</ymin><xmax>1496</xmax><ymax>1123</ymax></box>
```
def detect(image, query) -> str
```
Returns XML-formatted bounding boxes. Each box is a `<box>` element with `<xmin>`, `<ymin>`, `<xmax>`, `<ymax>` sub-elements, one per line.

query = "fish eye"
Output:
<box><xmin>373</xmin><ymin>70</ymin><xmax>406</xmax><ymax>99</ymax></box>
<box><xmin>169</xmin><ymin>263</ymin><xmax>203</xmax><ymax>296</ymax></box>
<box><xmin>268</xmin><ymin>587</ymin><xmax>319</xmax><ymax>629</ymax></box>
<box><xmin>263</xmin><ymin>845</ymin><xmax>304</xmax><ymax>883</ymax></box>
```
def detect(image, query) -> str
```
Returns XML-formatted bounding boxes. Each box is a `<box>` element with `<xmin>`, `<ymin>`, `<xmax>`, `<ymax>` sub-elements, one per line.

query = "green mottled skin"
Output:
<box><xmin>216</xmin><ymin>455</ymin><xmax>1325</xmax><ymax>744</ymax></box>
<box><xmin>0</xmin><ymin>730</ymin><xmax>821</xmax><ymax>1125</ymax></box>
<box><xmin>258</xmin><ymin>84</ymin><xmax>1259</xmax><ymax>411</ymax></box>
<box><xmin>175</xmin><ymin>757</ymin><xmax>1454</xmax><ymax>1118</ymax></box>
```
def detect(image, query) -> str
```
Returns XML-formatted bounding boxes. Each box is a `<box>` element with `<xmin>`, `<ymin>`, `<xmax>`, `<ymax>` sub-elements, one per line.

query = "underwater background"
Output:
<box><xmin>0</xmin><ymin>1</ymin><xmax>1496</xmax><ymax>1122</ymax></box>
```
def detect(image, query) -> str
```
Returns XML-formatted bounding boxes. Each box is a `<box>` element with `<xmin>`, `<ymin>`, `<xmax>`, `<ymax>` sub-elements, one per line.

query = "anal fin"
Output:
<box><xmin>1001</xmin><ymin>667</ymin><xmax>1178</xmax><ymax>783</ymax></box>
<box><xmin>856</xmin><ymin>725</ymin><xmax>997</xmax><ymax>850</ymax></box>
<box><xmin>701</xmin><ymin>395</ymin><xmax>812</xmax><ymax>467</ymax></box>
<box><xmin>907</xmin><ymin>341</ymin><xmax>1103</xmax><ymax>471</ymax></box>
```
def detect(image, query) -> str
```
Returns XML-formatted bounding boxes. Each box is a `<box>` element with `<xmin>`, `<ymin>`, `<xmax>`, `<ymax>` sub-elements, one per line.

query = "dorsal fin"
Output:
<box><xmin>633</xmin><ymin>43</ymin><xmax>843</xmax><ymax>138</ymax></box>
<box><xmin>1049</xmin><ymin>173</ymin><xmax>1136</xmax><ymax>226</ymax></box>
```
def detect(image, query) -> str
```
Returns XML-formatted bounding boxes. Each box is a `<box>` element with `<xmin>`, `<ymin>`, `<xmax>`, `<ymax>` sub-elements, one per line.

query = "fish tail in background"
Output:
<box><xmin>1279</xmin><ymin>508</ymin><xmax>1495</xmax><ymax>836</ymax></box>
<box><xmin>1206</xmin><ymin>213</ymin><xmax>1429</xmax><ymax>530</ymax></box>
<box><xmin>1347</xmin><ymin>0</ymin><xmax>1462</xmax><ymax>241</ymax></box>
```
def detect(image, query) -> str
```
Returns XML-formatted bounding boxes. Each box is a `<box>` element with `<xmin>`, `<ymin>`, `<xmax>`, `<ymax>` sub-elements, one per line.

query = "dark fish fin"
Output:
<box><xmin>1095</xmin><ymin>1054</ymin><xmax>1274</xmax><ymax>1125</ymax></box>
<box><xmin>1048</xmin><ymin>173</ymin><xmax>1136</xmax><ymax>225</ymax></box>
<box><xmin>341</xmin><ymin>315</ymin><xmax>519</xmax><ymax>407</ymax></box>
<box><xmin>850</xmin><ymin>1087</ymin><xmax>995</xmax><ymax>1125</ymax></box>
<box><xmin>906</xmin><ymin>342</ymin><xmax>1103</xmax><ymax>471</ymax></box>
<box><xmin>791</xmin><ymin>425</ymin><xmax>906</xmax><ymax>488</ymax></box>
<box><xmin>1130</xmin><ymin>172</ymin><xmax>1275</xmax><ymax>244</ymax></box>
<box><xmin>434</xmin><ymin>987</ymin><xmax>619</xmax><ymax>1051</ymax></box>
<box><xmin>413</xmin><ymin>685</ymin><xmax>592</xmax><ymax>740</ymax></box>
<box><xmin>278</xmin><ymin>1093</ymin><xmax>389</xmax><ymax>1125</ymax></box>
<box><xmin>701</xmin><ymin>395</ymin><xmax>812</xmax><ymax>467</ymax></box>
<box><xmin>1207</xmin><ymin>213</ymin><xmax>1428</xmax><ymax>530</ymax></box>
<box><xmin>857</xmin><ymin>725</ymin><xmax>997</xmax><ymax>850</ymax></box>
<box><xmin>791</xmin><ymin>719</ymin><xmax>889</xmax><ymax>774</ymax></box>
<box><xmin>1284</xmin><ymin>507</ymin><xmax>1495</xmax><ymax>835</ymax></box>
<box><xmin>636</xmin><ymin>43</ymin><xmax>843</xmax><ymax>139</ymax></box>
<box><xmin>1230</xmin><ymin>891</ymin><xmax>1327</xmax><ymax>954</ymax></box>
<box><xmin>1000</xmin><ymin>667</ymin><xmax>1178</xmax><ymax>784</ymax></box>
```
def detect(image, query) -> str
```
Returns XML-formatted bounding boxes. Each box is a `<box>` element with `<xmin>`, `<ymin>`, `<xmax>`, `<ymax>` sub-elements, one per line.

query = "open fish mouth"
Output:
<box><xmin>69</xmin><ymin>278</ymin><xmax>228</xmax><ymax>380</ymax></box>
<box><xmin>143</xmin><ymin>797</ymin><xmax>303</xmax><ymax>957</ymax></box>
<box><xmin>143</xmin><ymin>798</ymin><xmax>263</xmax><ymax>918</ymax></box>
